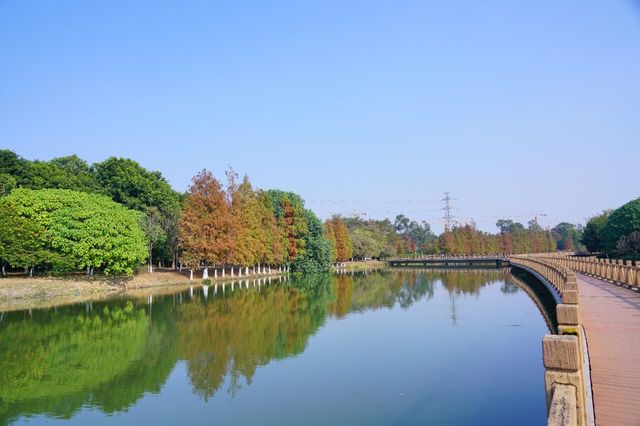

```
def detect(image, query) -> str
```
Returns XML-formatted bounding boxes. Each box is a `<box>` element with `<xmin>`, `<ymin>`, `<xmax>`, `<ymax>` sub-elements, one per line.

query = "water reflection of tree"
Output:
<box><xmin>430</xmin><ymin>269</ymin><xmax>514</xmax><ymax>326</ymax></box>
<box><xmin>437</xmin><ymin>269</ymin><xmax>507</xmax><ymax>295</ymax></box>
<box><xmin>178</xmin><ymin>275</ymin><xmax>333</xmax><ymax>399</ymax></box>
<box><xmin>0</xmin><ymin>301</ymin><xmax>177</xmax><ymax>424</ymax></box>
<box><xmin>330</xmin><ymin>271</ymin><xmax>436</xmax><ymax>316</ymax></box>
<box><xmin>0</xmin><ymin>269</ymin><xmax>511</xmax><ymax>422</ymax></box>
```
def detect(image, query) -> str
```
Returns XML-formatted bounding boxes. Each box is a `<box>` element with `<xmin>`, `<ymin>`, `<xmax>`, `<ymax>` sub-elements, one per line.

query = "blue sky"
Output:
<box><xmin>1</xmin><ymin>1</ymin><xmax>639</xmax><ymax>232</ymax></box>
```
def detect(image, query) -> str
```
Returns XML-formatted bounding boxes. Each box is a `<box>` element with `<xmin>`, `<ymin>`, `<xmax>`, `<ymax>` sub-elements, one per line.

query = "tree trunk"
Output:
<box><xmin>148</xmin><ymin>243</ymin><xmax>153</xmax><ymax>273</ymax></box>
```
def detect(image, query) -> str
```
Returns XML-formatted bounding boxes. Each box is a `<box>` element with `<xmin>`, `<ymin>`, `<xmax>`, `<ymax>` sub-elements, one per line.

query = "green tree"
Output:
<box><xmin>601</xmin><ymin>198</ymin><xmax>640</xmax><ymax>254</ymax></box>
<box><xmin>256</xmin><ymin>191</ymin><xmax>284</xmax><ymax>265</ymax></box>
<box><xmin>141</xmin><ymin>207</ymin><xmax>166</xmax><ymax>273</ymax></box>
<box><xmin>266</xmin><ymin>190</ymin><xmax>308</xmax><ymax>263</ymax></box>
<box><xmin>2</xmin><ymin>189</ymin><xmax>147</xmax><ymax>275</ymax></box>
<box><xmin>95</xmin><ymin>157</ymin><xmax>181</xmax><ymax>265</ymax></box>
<box><xmin>94</xmin><ymin>158</ymin><xmax>177</xmax><ymax>212</ymax></box>
<box><xmin>291</xmin><ymin>210</ymin><xmax>332</xmax><ymax>273</ymax></box>
<box><xmin>552</xmin><ymin>222</ymin><xmax>584</xmax><ymax>251</ymax></box>
<box><xmin>0</xmin><ymin>174</ymin><xmax>16</xmax><ymax>196</ymax></box>
<box><xmin>582</xmin><ymin>210</ymin><xmax>611</xmax><ymax>253</ymax></box>
<box><xmin>0</xmin><ymin>150</ymin><xmax>28</xmax><ymax>186</ymax></box>
<box><xmin>616</xmin><ymin>231</ymin><xmax>640</xmax><ymax>257</ymax></box>
<box><xmin>0</xmin><ymin>201</ymin><xmax>51</xmax><ymax>276</ymax></box>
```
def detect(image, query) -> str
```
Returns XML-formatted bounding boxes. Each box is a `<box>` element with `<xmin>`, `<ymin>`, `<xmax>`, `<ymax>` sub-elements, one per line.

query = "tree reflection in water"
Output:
<box><xmin>0</xmin><ymin>269</ymin><xmax>518</xmax><ymax>423</ymax></box>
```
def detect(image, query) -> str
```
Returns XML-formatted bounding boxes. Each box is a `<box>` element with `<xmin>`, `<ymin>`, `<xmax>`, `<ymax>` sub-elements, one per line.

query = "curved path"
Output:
<box><xmin>578</xmin><ymin>273</ymin><xmax>640</xmax><ymax>425</ymax></box>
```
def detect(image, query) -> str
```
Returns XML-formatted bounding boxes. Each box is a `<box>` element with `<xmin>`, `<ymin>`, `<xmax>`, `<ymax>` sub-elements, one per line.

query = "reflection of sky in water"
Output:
<box><xmin>1</xmin><ymin>270</ymin><xmax>548</xmax><ymax>426</ymax></box>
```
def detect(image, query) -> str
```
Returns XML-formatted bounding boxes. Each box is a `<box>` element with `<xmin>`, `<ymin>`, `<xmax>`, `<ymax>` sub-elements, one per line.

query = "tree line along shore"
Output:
<box><xmin>0</xmin><ymin>149</ymin><xmax>638</xmax><ymax>282</ymax></box>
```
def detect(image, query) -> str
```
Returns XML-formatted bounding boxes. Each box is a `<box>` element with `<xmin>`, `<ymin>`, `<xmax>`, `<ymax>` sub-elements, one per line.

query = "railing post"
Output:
<box><xmin>543</xmin><ymin>335</ymin><xmax>583</xmax><ymax>426</ymax></box>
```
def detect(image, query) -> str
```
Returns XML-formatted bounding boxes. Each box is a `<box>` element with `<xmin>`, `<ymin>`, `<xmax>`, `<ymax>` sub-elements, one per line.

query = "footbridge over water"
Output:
<box><xmin>388</xmin><ymin>256</ymin><xmax>509</xmax><ymax>268</ymax></box>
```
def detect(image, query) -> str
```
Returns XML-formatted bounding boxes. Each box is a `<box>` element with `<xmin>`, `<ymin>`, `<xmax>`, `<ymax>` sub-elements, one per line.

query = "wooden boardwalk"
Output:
<box><xmin>578</xmin><ymin>273</ymin><xmax>640</xmax><ymax>426</ymax></box>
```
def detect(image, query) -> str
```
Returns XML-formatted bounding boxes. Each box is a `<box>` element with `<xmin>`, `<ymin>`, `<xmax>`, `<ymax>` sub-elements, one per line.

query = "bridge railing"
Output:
<box><xmin>532</xmin><ymin>253</ymin><xmax>640</xmax><ymax>290</ymax></box>
<box><xmin>387</xmin><ymin>255</ymin><xmax>507</xmax><ymax>262</ymax></box>
<box><xmin>387</xmin><ymin>254</ymin><xmax>507</xmax><ymax>258</ymax></box>
<box><xmin>509</xmin><ymin>254</ymin><xmax>590</xmax><ymax>426</ymax></box>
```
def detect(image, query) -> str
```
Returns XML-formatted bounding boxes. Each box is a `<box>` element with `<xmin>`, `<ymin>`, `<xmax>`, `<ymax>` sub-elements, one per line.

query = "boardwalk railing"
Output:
<box><xmin>387</xmin><ymin>256</ymin><xmax>509</xmax><ymax>268</ymax></box>
<box><xmin>387</xmin><ymin>254</ymin><xmax>507</xmax><ymax>260</ymax></box>
<box><xmin>534</xmin><ymin>254</ymin><xmax>640</xmax><ymax>290</ymax></box>
<box><xmin>510</xmin><ymin>254</ymin><xmax>592</xmax><ymax>426</ymax></box>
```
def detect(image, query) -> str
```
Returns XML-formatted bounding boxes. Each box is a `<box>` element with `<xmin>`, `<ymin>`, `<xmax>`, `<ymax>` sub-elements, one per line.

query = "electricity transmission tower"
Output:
<box><xmin>441</xmin><ymin>191</ymin><xmax>456</xmax><ymax>231</ymax></box>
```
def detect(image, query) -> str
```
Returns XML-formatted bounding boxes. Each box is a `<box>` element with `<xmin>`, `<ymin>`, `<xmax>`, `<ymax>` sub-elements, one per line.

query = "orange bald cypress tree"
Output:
<box><xmin>282</xmin><ymin>196</ymin><xmax>304</xmax><ymax>260</ymax></box>
<box><xmin>325</xmin><ymin>220</ymin><xmax>338</xmax><ymax>262</ymax></box>
<box><xmin>228</xmin><ymin>173</ymin><xmax>263</xmax><ymax>266</ymax></box>
<box><xmin>179</xmin><ymin>170</ymin><xmax>232</xmax><ymax>270</ymax></box>
<box><xmin>334</xmin><ymin>216</ymin><xmax>352</xmax><ymax>262</ymax></box>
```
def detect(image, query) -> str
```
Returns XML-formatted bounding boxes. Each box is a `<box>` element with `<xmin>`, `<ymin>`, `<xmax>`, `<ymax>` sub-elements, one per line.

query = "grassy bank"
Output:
<box><xmin>0</xmin><ymin>268</ymin><xmax>287</xmax><ymax>313</ymax></box>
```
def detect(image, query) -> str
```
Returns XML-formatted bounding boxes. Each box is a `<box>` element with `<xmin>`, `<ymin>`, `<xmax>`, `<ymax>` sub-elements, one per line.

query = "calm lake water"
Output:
<box><xmin>0</xmin><ymin>269</ymin><xmax>550</xmax><ymax>425</ymax></box>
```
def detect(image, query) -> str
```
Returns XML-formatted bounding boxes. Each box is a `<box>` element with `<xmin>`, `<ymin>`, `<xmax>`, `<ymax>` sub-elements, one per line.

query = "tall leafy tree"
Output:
<box><xmin>179</xmin><ymin>170</ymin><xmax>232</xmax><ymax>271</ymax></box>
<box><xmin>0</xmin><ymin>150</ymin><xmax>28</xmax><ymax>187</ymax></box>
<box><xmin>582</xmin><ymin>210</ymin><xmax>611</xmax><ymax>253</ymax></box>
<box><xmin>291</xmin><ymin>210</ymin><xmax>332</xmax><ymax>273</ymax></box>
<box><xmin>0</xmin><ymin>201</ymin><xmax>50</xmax><ymax>275</ymax></box>
<box><xmin>0</xmin><ymin>174</ymin><xmax>16</xmax><ymax>196</ymax></box>
<box><xmin>94</xmin><ymin>157</ymin><xmax>181</xmax><ymax>265</ymax></box>
<box><xmin>325</xmin><ymin>220</ymin><xmax>338</xmax><ymax>262</ymax></box>
<box><xmin>552</xmin><ymin>222</ymin><xmax>584</xmax><ymax>251</ymax></box>
<box><xmin>601</xmin><ymin>198</ymin><xmax>640</xmax><ymax>254</ymax></box>
<box><xmin>141</xmin><ymin>207</ymin><xmax>166</xmax><ymax>272</ymax></box>
<box><xmin>1</xmin><ymin>189</ymin><xmax>147</xmax><ymax>275</ymax></box>
<box><xmin>616</xmin><ymin>231</ymin><xmax>640</xmax><ymax>257</ymax></box>
<box><xmin>325</xmin><ymin>216</ymin><xmax>352</xmax><ymax>262</ymax></box>
<box><xmin>256</xmin><ymin>191</ymin><xmax>284</xmax><ymax>265</ymax></box>
<box><xmin>228</xmin><ymin>174</ymin><xmax>263</xmax><ymax>266</ymax></box>
<box><xmin>267</xmin><ymin>190</ymin><xmax>308</xmax><ymax>263</ymax></box>
<box><xmin>94</xmin><ymin>158</ymin><xmax>176</xmax><ymax>211</ymax></box>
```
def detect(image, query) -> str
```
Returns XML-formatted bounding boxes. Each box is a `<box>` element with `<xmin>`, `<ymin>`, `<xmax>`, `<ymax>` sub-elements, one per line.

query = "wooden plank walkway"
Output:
<box><xmin>577</xmin><ymin>273</ymin><xmax>640</xmax><ymax>426</ymax></box>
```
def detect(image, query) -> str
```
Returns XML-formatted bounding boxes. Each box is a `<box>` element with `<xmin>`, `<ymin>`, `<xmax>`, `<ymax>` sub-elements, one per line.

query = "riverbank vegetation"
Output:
<box><xmin>0</xmin><ymin>150</ymin><xmax>333</xmax><ymax>277</ymax></box>
<box><xmin>338</xmin><ymin>215</ymin><xmax>581</xmax><ymax>258</ymax></box>
<box><xmin>2</xmin><ymin>149</ymin><xmax>637</xmax><ymax>279</ymax></box>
